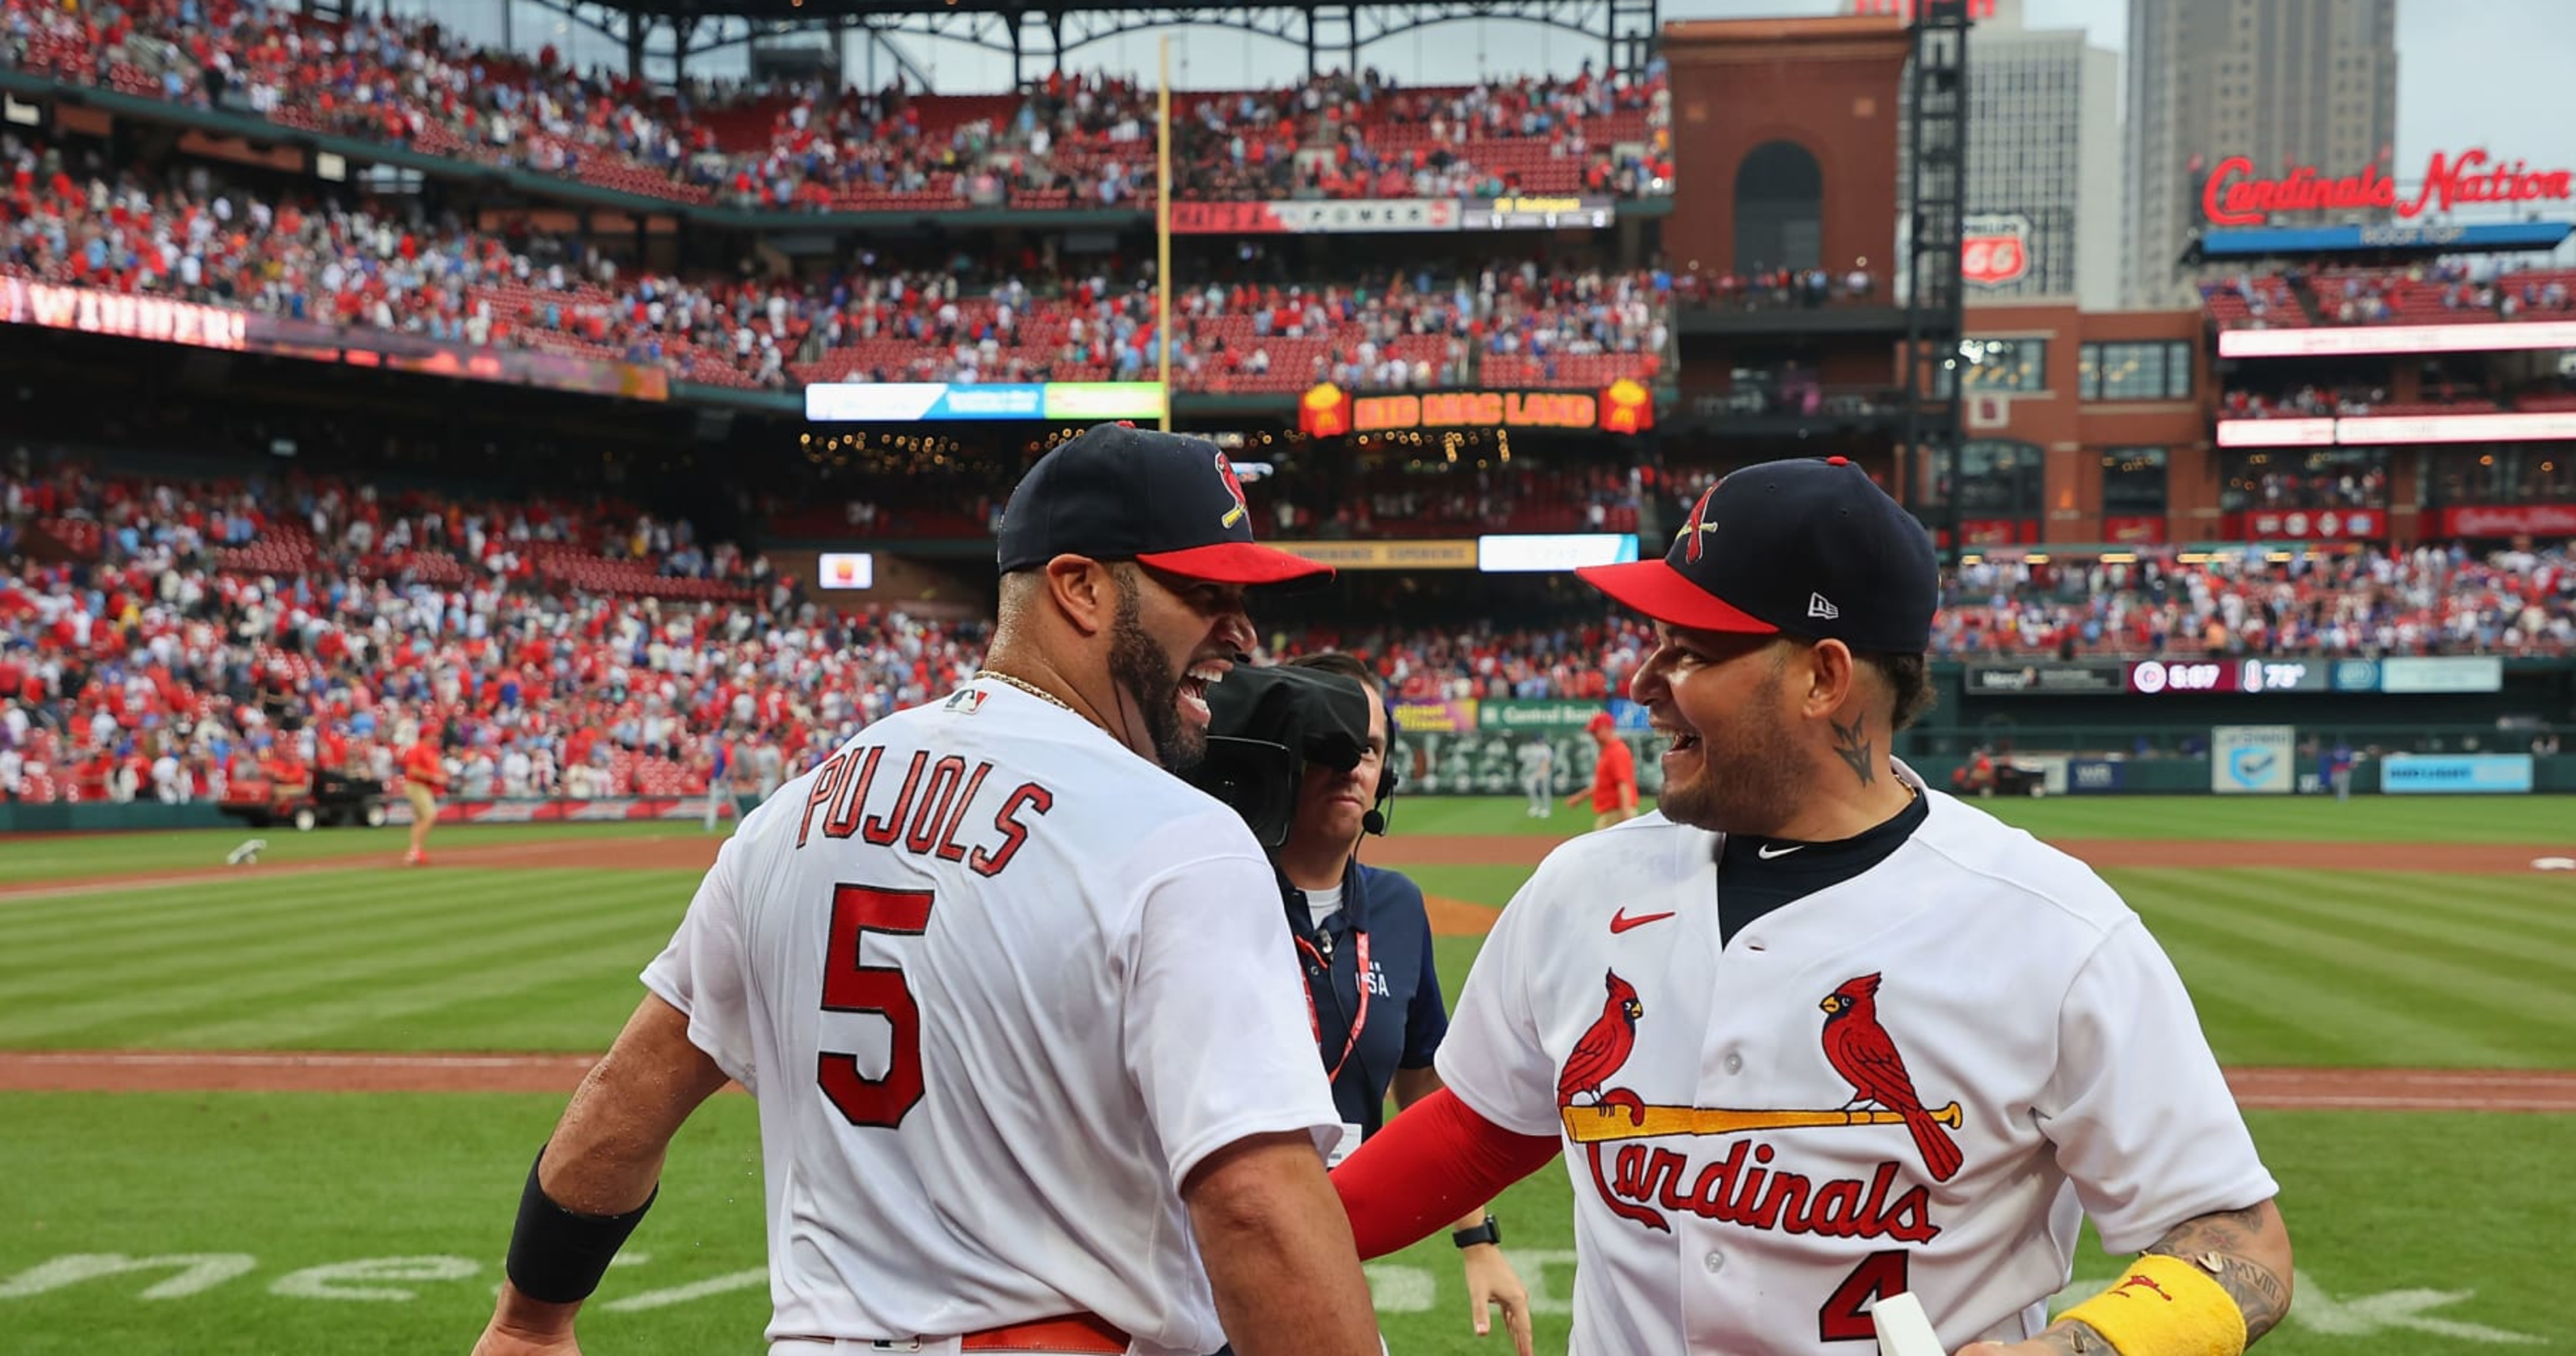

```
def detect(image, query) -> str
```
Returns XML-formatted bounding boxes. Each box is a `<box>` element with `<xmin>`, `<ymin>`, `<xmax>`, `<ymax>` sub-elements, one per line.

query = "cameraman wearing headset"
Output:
<box><xmin>1196</xmin><ymin>652</ymin><xmax>1533</xmax><ymax>1356</ymax></box>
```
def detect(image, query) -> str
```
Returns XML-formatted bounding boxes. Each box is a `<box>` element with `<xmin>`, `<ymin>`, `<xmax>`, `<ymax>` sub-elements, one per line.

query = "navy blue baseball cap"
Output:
<box><xmin>997</xmin><ymin>423</ymin><xmax>1334</xmax><ymax>587</ymax></box>
<box><xmin>1576</xmin><ymin>456</ymin><xmax>1937</xmax><ymax>653</ymax></box>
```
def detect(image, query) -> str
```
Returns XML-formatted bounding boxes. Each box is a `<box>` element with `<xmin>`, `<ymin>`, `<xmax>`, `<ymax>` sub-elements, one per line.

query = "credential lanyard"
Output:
<box><xmin>1295</xmin><ymin>929</ymin><xmax>1371</xmax><ymax>1086</ymax></box>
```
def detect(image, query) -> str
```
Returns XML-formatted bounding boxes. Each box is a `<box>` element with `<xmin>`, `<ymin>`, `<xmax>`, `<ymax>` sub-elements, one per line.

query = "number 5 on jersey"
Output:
<box><xmin>818</xmin><ymin>883</ymin><xmax>937</xmax><ymax>1128</ymax></box>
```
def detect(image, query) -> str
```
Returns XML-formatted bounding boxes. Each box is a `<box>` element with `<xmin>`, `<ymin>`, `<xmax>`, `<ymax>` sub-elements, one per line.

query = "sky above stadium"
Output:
<box><xmin>424</xmin><ymin>0</ymin><xmax>2573</xmax><ymax>178</ymax></box>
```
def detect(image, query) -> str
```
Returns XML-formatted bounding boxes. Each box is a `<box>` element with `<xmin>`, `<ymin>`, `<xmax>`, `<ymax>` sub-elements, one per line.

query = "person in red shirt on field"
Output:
<box><xmin>1566</xmin><ymin>711</ymin><xmax>1638</xmax><ymax>830</ymax></box>
<box><xmin>401</xmin><ymin>725</ymin><xmax>449</xmax><ymax>866</ymax></box>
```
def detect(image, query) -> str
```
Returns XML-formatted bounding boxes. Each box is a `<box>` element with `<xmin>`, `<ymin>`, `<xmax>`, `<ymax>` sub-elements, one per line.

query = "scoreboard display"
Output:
<box><xmin>2124</xmin><ymin>659</ymin><xmax>2331</xmax><ymax>695</ymax></box>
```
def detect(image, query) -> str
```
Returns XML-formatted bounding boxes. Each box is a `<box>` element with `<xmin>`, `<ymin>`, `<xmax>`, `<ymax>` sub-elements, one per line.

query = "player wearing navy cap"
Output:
<box><xmin>1329</xmin><ymin>456</ymin><xmax>2293</xmax><ymax>1356</ymax></box>
<box><xmin>473</xmin><ymin>424</ymin><xmax>1382</xmax><ymax>1356</ymax></box>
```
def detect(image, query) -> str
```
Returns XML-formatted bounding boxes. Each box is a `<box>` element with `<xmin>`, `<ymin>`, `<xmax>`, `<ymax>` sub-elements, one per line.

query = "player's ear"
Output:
<box><xmin>1043</xmin><ymin>555</ymin><xmax>1118</xmax><ymax>637</ymax></box>
<box><xmin>1796</xmin><ymin>639</ymin><xmax>1862</xmax><ymax>721</ymax></box>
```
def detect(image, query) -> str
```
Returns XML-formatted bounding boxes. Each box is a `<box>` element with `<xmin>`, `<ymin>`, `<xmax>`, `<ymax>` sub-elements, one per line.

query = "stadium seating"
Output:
<box><xmin>2198</xmin><ymin>264</ymin><xmax>2576</xmax><ymax>331</ymax></box>
<box><xmin>1</xmin><ymin>128</ymin><xmax>1670</xmax><ymax>395</ymax></box>
<box><xmin>0</xmin><ymin>3</ymin><xmax>1672</xmax><ymax>212</ymax></box>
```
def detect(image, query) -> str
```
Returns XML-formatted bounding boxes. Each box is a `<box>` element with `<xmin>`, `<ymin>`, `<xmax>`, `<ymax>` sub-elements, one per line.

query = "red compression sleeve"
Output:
<box><xmin>1331</xmin><ymin>1088</ymin><xmax>1562</xmax><ymax>1259</ymax></box>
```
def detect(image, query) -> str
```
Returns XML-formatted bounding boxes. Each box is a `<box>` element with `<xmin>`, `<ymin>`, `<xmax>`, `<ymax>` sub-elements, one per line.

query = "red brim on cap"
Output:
<box><xmin>1136</xmin><ymin>541</ymin><xmax>1337</xmax><ymax>588</ymax></box>
<box><xmin>1575</xmin><ymin>559</ymin><xmax>1780</xmax><ymax>633</ymax></box>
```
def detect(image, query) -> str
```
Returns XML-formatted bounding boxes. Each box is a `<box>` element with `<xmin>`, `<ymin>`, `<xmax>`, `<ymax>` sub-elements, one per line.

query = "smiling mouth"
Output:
<box><xmin>1657</xmin><ymin>725</ymin><xmax>1702</xmax><ymax>753</ymax></box>
<box><xmin>1177</xmin><ymin>661</ymin><xmax>1228</xmax><ymax>723</ymax></box>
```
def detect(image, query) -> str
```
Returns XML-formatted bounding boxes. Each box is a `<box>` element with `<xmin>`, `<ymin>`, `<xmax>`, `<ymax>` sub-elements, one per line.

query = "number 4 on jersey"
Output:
<box><xmin>818</xmin><ymin>883</ymin><xmax>937</xmax><ymax>1128</ymax></box>
<box><xmin>1818</xmin><ymin>1250</ymin><xmax>1910</xmax><ymax>1342</ymax></box>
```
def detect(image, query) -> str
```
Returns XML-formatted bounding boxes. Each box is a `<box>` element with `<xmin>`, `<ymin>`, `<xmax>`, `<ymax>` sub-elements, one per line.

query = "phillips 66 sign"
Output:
<box><xmin>1961</xmin><ymin>214</ymin><xmax>2033</xmax><ymax>287</ymax></box>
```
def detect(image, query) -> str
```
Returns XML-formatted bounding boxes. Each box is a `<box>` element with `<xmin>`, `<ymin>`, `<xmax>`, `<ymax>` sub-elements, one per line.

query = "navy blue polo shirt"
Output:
<box><xmin>1283</xmin><ymin>860</ymin><xmax>1448</xmax><ymax>1138</ymax></box>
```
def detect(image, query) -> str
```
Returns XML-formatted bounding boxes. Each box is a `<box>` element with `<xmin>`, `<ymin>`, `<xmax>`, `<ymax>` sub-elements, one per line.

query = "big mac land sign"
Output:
<box><xmin>2202</xmin><ymin>148</ymin><xmax>2574</xmax><ymax>226</ymax></box>
<box><xmin>1300</xmin><ymin>380</ymin><xmax>1655</xmax><ymax>437</ymax></box>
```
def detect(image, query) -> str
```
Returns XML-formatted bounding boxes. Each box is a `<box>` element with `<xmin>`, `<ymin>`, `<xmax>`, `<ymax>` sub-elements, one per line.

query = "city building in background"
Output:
<box><xmin>2123</xmin><ymin>0</ymin><xmax>2400</xmax><ymax>306</ymax></box>
<box><xmin>1953</xmin><ymin>0</ymin><xmax>2119</xmax><ymax>309</ymax></box>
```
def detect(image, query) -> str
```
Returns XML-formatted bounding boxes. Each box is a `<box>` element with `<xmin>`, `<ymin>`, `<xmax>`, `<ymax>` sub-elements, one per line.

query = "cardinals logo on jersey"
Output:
<box><xmin>1552</xmin><ymin>968</ymin><xmax>1967</xmax><ymax>1239</ymax></box>
<box><xmin>1819</xmin><ymin>973</ymin><xmax>1965</xmax><ymax>1182</ymax></box>
<box><xmin>1213</xmin><ymin>452</ymin><xmax>1249</xmax><ymax>530</ymax></box>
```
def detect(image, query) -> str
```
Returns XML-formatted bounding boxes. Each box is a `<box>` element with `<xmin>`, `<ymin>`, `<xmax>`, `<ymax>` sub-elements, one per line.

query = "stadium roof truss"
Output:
<box><xmin>514</xmin><ymin>0</ymin><xmax>1662</xmax><ymax>87</ymax></box>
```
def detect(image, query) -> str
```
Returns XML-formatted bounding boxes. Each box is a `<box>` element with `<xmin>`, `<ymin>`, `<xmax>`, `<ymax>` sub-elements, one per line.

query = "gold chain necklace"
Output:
<box><xmin>974</xmin><ymin>669</ymin><xmax>1075</xmax><ymax>712</ymax></box>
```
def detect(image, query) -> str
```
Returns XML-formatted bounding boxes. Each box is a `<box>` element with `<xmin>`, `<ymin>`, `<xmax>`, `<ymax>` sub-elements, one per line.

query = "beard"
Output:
<box><xmin>1653</xmin><ymin>669</ymin><xmax>1808</xmax><ymax>835</ymax></box>
<box><xmin>1106</xmin><ymin>576</ymin><xmax>1204</xmax><ymax>772</ymax></box>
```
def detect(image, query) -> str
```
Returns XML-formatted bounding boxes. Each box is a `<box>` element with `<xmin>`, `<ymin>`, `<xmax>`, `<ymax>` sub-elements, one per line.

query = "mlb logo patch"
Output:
<box><xmin>944</xmin><ymin>688</ymin><xmax>989</xmax><ymax>715</ymax></box>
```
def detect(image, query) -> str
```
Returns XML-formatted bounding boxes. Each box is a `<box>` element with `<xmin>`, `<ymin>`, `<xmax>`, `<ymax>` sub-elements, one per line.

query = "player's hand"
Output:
<box><xmin>472</xmin><ymin>1284</ymin><xmax>582</xmax><ymax>1356</ymax></box>
<box><xmin>470</xmin><ymin>1319</ymin><xmax>580</xmax><ymax>1356</ymax></box>
<box><xmin>1460</xmin><ymin>1245</ymin><xmax>1535</xmax><ymax>1356</ymax></box>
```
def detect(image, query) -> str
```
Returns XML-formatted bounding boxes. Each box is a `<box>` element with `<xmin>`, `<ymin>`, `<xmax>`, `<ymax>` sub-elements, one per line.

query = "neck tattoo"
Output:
<box><xmin>975</xmin><ymin>669</ymin><xmax>1075</xmax><ymax>713</ymax></box>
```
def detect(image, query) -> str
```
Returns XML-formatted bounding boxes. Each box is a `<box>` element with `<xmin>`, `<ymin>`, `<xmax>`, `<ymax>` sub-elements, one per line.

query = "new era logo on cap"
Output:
<box><xmin>1571</xmin><ymin>456</ymin><xmax>1937</xmax><ymax>653</ymax></box>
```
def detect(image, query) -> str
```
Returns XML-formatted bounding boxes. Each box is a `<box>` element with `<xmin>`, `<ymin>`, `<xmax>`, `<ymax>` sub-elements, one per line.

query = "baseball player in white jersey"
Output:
<box><xmin>1329</xmin><ymin>457</ymin><xmax>2293</xmax><ymax>1356</ymax></box>
<box><xmin>470</xmin><ymin>426</ymin><xmax>1384</xmax><ymax>1356</ymax></box>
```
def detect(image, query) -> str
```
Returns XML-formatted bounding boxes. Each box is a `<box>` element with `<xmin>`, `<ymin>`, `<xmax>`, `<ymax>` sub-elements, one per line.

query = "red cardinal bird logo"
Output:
<box><xmin>1818</xmin><ymin>974</ymin><xmax>1965</xmax><ymax>1182</ymax></box>
<box><xmin>1557</xmin><ymin>970</ymin><xmax>1643</xmax><ymax>1109</ymax></box>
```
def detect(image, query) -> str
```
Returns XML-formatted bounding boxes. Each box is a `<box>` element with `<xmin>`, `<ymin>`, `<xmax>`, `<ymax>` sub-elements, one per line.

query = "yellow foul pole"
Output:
<box><xmin>1156</xmin><ymin>35</ymin><xmax>1173</xmax><ymax>432</ymax></box>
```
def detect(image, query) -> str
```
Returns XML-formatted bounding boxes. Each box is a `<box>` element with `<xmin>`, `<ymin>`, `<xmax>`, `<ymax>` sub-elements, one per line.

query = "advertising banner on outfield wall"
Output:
<box><xmin>1393</xmin><ymin>728</ymin><xmax>1663</xmax><ymax>797</ymax></box>
<box><xmin>1264</xmin><ymin>539</ymin><xmax>1481</xmax><ymax>570</ymax></box>
<box><xmin>1</xmin><ymin>276</ymin><xmax>671</xmax><ymax>403</ymax></box>
<box><xmin>393</xmin><ymin>797</ymin><xmax>723</xmax><ymax>825</ymax></box>
<box><xmin>1460</xmin><ymin>195</ymin><xmax>1618</xmax><ymax>230</ymax></box>
<box><xmin>1478</xmin><ymin>700</ymin><xmax>1614</xmax><ymax>731</ymax></box>
<box><xmin>2377</xmin><ymin>656</ymin><xmax>2505</xmax><ymax>694</ymax></box>
<box><xmin>1169</xmin><ymin>199</ymin><xmax>1463</xmax><ymax>235</ymax></box>
<box><xmin>1391</xmin><ymin>700</ymin><xmax>1481</xmax><ymax>735</ymax></box>
<box><xmin>2211</xmin><ymin>725</ymin><xmax>2296</xmax><ymax>795</ymax></box>
<box><xmin>803</xmin><ymin>381</ymin><xmax>1165</xmax><ymax>422</ymax></box>
<box><xmin>1963</xmin><ymin>662</ymin><xmax>2127</xmax><ymax>695</ymax></box>
<box><xmin>2066</xmin><ymin>758</ymin><xmax>2128</xmax><ymax>794</ymax></box>
<box><xmin>2380</xmin><ymin>754</ymin><xmax>2535</xmax><ymax>795</ymax></box>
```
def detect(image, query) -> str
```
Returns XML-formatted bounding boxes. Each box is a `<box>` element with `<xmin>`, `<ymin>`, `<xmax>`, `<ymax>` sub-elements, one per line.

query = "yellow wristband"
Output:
<box><xmin>2056</xmin><ymin>1254</ymin><xmax>2248</xmax><ymax>1356</ymax></box>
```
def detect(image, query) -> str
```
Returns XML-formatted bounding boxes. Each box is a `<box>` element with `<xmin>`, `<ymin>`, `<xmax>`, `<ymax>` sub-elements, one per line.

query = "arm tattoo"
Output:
<box><xmin>1828</xmin><ymin>714</ymin><xmax>1876</xmax><ymax>787</ymax></box>
<box><xmin>2146</xmin><ymin>1204</ymin><xmax>2293</xmax><ymax>1342</ymax></box>
<box><xmin>2026</xmin><ymin>1321</ymin><xmax>2111</xmax><ymax>1355</ymax></box>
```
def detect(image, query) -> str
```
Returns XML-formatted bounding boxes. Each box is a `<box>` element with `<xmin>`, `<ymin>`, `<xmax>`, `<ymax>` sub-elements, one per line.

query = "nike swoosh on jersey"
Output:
<box><xmin>1755</xmin><ymin>843</ymin><xmax>1806</xmax><ymax>859</ymax></box>
<box><xmin>1609</xmin><ymin>908</ymin><xmax>1676</xmax><ymax>933</ymax></box>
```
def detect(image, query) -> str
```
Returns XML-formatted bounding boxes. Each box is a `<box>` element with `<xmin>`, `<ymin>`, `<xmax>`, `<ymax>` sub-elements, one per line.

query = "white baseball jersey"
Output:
<box><xmin>643</xmin><ymin>678</ymin><xmax>1342</xmax><ymax>1355</ymax></box>
<box><xmin>1436</xmin><ymin>763</ymin><xmax>2277</xmax><ymax>1355</ymax></box>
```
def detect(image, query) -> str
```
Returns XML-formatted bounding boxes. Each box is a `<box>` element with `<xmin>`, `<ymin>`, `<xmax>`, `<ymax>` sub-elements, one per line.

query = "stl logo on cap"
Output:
<box><xmin>1213</xmin><ymin>452</ymin><xmax>1249</xmax><ymax>529</ymax></box>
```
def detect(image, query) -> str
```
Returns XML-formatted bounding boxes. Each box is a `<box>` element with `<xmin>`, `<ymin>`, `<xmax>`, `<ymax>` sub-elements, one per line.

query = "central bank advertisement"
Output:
<box><xmin>1387</xmin><ymin>700</ymin><xmax>1660</xmax><ymax>797</ymax></box>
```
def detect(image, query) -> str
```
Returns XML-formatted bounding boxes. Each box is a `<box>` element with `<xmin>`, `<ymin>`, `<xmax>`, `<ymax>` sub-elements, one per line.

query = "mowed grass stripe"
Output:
<box><xmin>2135</xmin><ymin>869</ymin><xmax>2576</xmax><ymax>1028</ymax></box>
<box><xmin>2216</xmin><ymin>868</ymin><xmax>2576</xmax><ymax>968</ymax></box>
<box><xmin>0</xmin><ymin>821</ymin><xmax>708</xmax><ymax>883</ymax></box>
<box><xmin>0</xmin><ymin>874</ymin><xmax>685</xmax><ymax>1045</ymax></box>
<box><xmin>2108</xmin><ymin>866</ymin><xmax>2576</xmax><ymax>973</ymax></box>
<box><xmin>1984</xmin><ymin>795</ymin><xmax>2576</xmax><ymax>843</ymax></box>
<box><xmin>2129</xmin><ymin>883</ymin><xmax>2563</xmax><ymax>1066</ymax></box>
<box><xmin>174</xmin><ymin>930</ymin><xmax>677</xmax><ymax>1048</ymax></box>
<box><xmin>0</xmin><ymin>866</ymin><xmax>580</xmax><ymax>961</ymax></box>
<box><xmin>2145</xmin><ymin>922</ymin><xmax>2535</xmax><ymax>1066</ymax></box>
<box><xmin>319</xmin><ymin>968</ymin><xmax>662</xmax><ymax>1052</ymax></box>
<box><xmin>0</xmin><ymin>871</ymin><xmax>687</xmax><ymax>1005</ymax></box>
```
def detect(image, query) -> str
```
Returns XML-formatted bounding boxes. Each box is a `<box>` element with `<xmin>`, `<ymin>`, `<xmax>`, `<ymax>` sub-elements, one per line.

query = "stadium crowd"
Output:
<box><xmin>2201</xmin><ymin>263</ymin><xmax>2576</xmax><ymax>330</ymax></box>
<box><xmin>6</xmin><ymin>455</ymin><xmax>2573</xmax><ymax>807</ymax></box>
<box><xmin>0</xmin><ymin>130</ymin><xmax>1670</xmax><ymax>394</ymax></box>
<box><xmin>0</xmin><ymin>1</ymin><xmax>1670</xmax><ymax>210</ymax></box>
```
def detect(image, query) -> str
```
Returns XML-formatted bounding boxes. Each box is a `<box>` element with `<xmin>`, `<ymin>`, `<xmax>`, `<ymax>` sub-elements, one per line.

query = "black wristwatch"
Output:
<box><xmin>1451</xmin><ymin>1213</ymin><xmax>1502</xmax><ymax>1250</ymax></box>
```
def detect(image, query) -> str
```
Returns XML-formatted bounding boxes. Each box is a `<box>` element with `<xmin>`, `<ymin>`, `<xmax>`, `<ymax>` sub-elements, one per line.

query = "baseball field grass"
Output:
<box><xmin>3</xmin><ymin>795</ymin><xmax>2571</xmax><ymax>1355</ymax></box>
